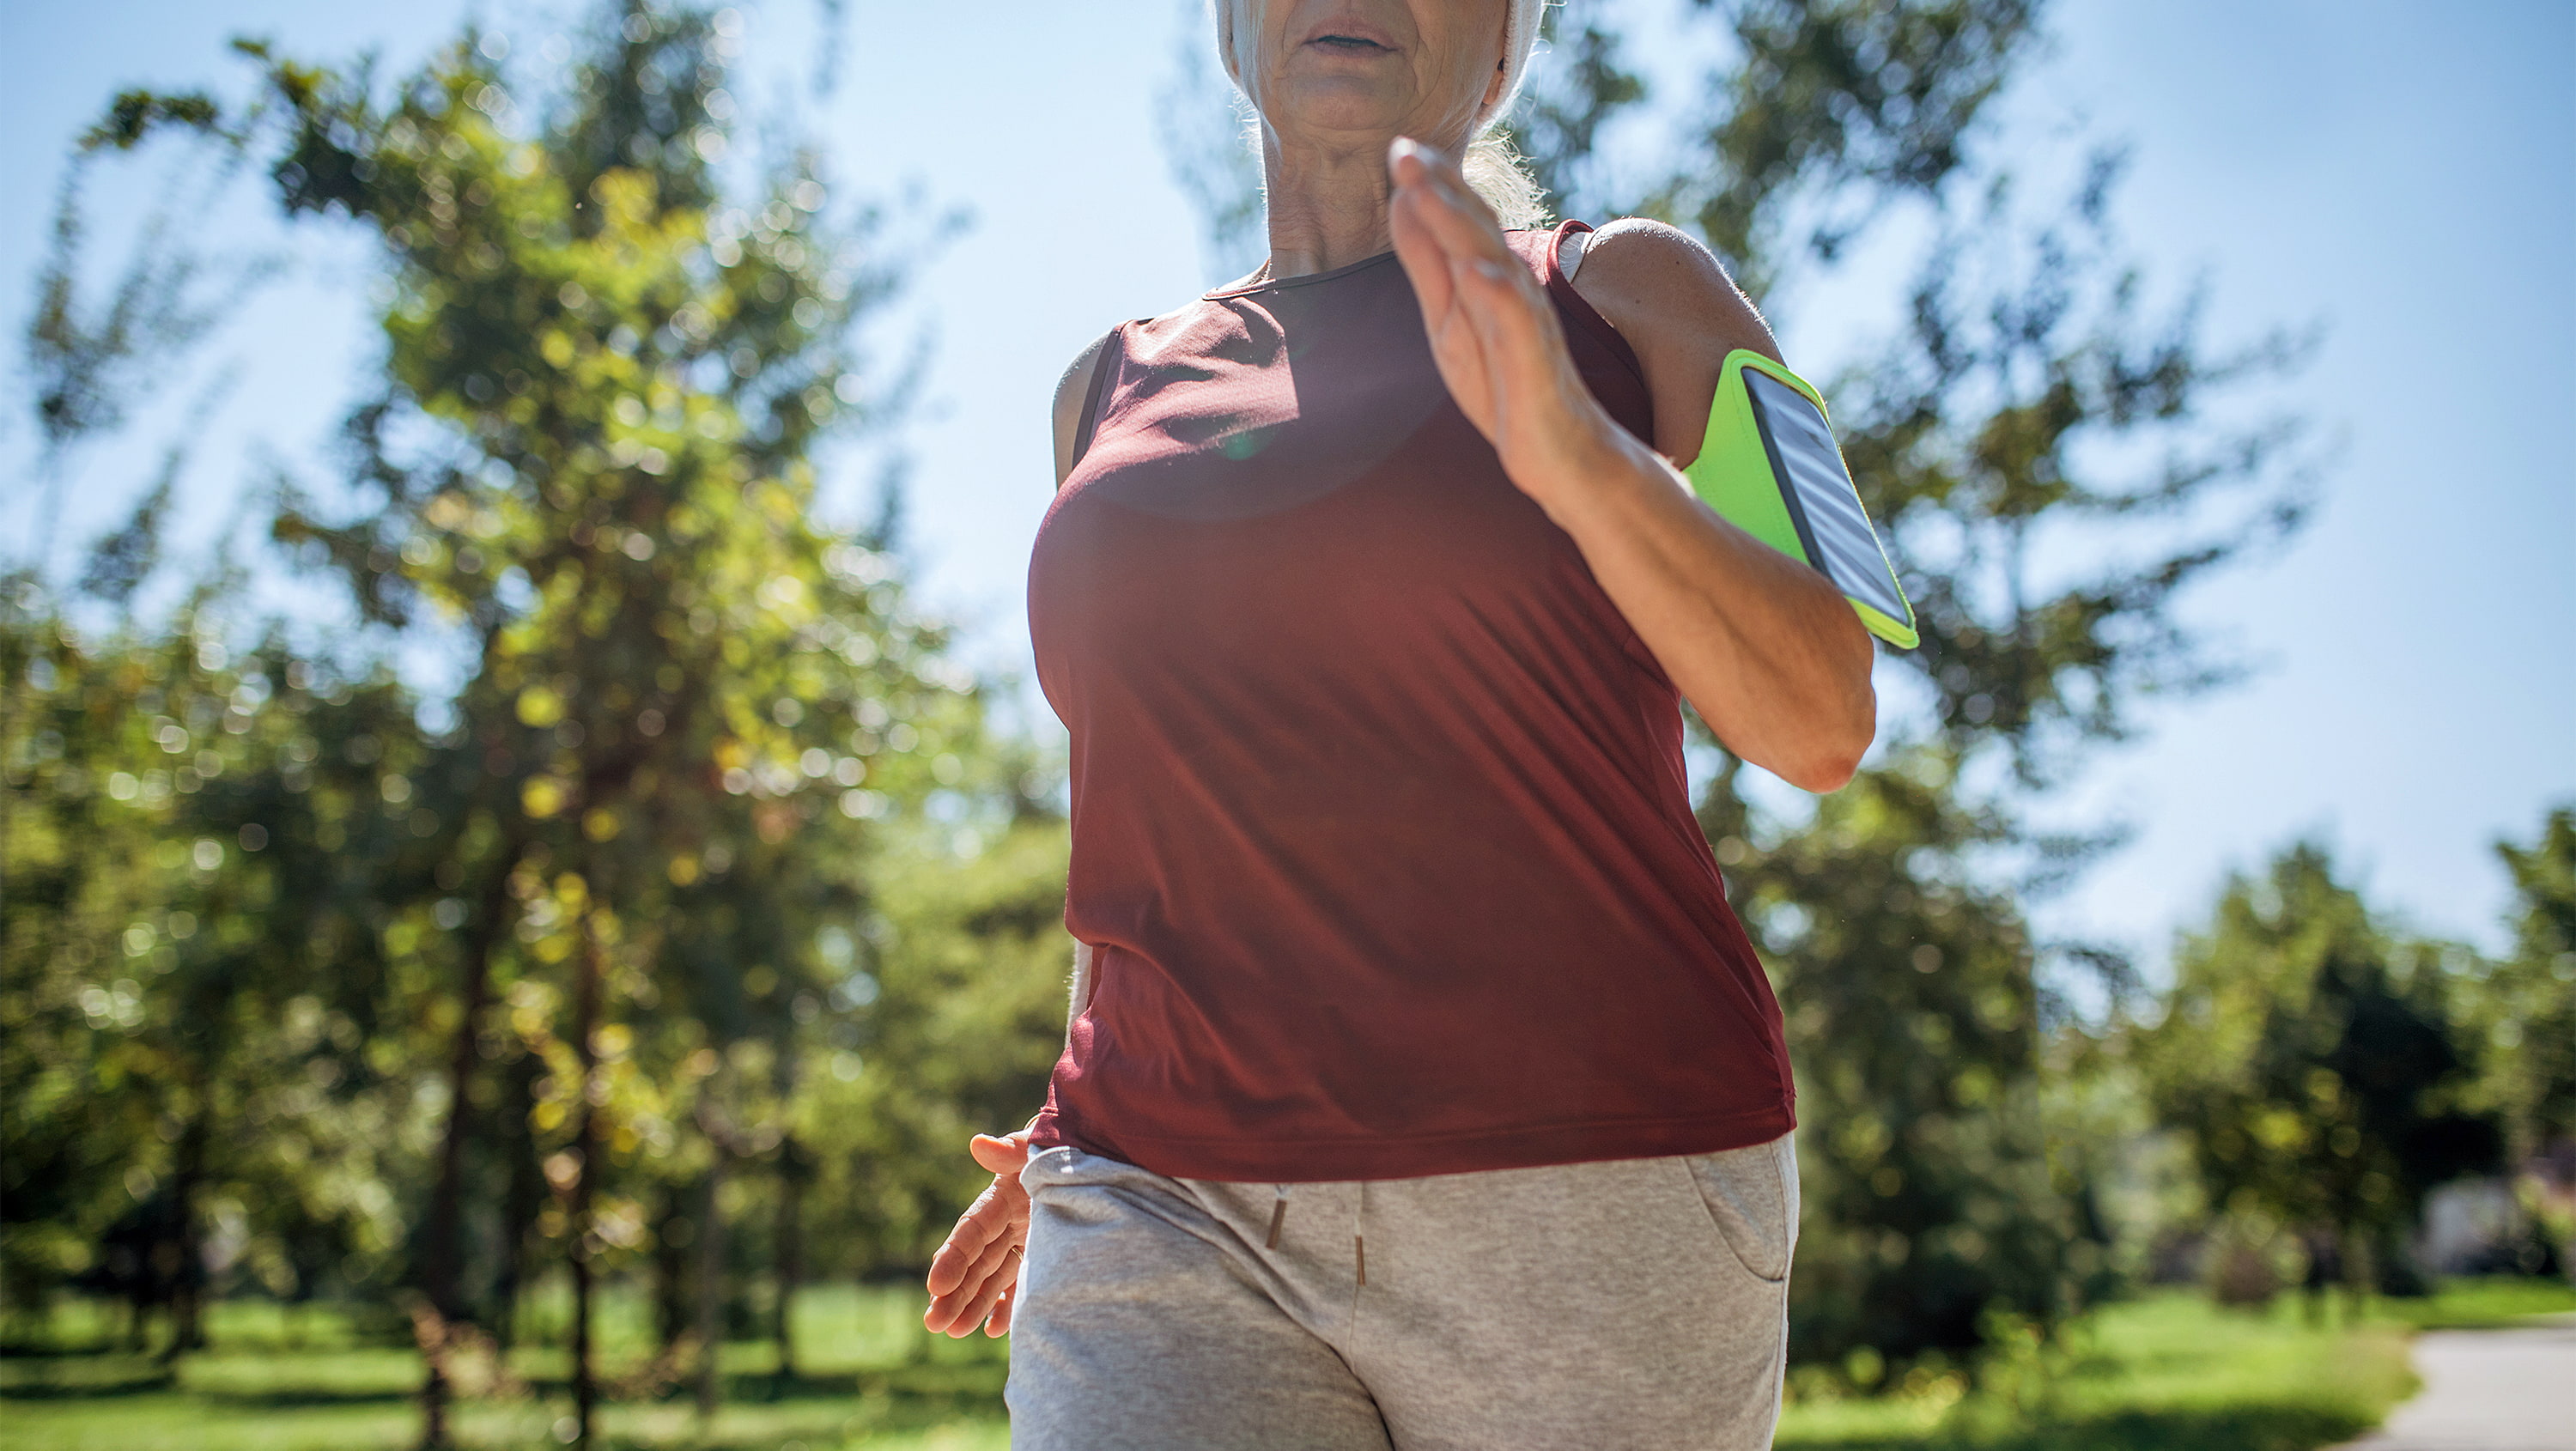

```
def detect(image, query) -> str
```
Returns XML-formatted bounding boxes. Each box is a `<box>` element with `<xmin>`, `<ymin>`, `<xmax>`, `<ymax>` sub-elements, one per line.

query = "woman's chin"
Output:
<box><xmin>1265</xmin><ymin>85</ymin><xmax>1413</xmax><ymax>144</ymax></box>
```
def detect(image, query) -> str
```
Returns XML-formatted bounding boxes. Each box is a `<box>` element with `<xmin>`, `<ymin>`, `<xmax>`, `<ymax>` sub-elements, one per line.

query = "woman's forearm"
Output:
<box><xmin>1523</xmin><ymin>409</ymin><xmax>1876</xmax><ymax>792</ymax></box>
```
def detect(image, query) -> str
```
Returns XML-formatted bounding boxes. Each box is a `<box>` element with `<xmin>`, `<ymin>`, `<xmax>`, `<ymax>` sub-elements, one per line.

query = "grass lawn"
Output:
<box><xmin>1</xmin><ymin>1284</ymin><xmax>1009</xmax><ymax>1451</ymax></box>
<box><xmin>1772</xmin><ymin>1276</ymin><xmax>2573</xmax><ymax>1450</ymax></box>
<box><xmin>3</xmin><ymin>1278</ymin><xmax>2566</xmax><ymax>1449</ymax></box>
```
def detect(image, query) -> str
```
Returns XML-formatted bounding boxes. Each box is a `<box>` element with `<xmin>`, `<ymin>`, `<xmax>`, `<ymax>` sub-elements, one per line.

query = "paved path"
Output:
<box><xmin>2336</xmin><ymin>1315</ymin><xmax>2576</xmax><ymax>1451</ymax></box>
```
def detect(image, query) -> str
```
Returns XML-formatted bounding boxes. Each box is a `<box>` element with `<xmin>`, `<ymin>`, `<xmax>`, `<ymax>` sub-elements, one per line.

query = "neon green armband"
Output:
<box><xmin>1682</xmin><ymin>350</ymin><xmax>1917</xmax><ymax>649</ymax></box>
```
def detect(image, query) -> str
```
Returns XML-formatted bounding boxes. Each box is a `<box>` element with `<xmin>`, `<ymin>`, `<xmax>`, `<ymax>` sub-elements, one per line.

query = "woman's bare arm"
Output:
<box><xmin>1569</xmin><ymin>217</ymin><xmax>1781</xmax><ymax>470</ymax></box>
<box><xmin>1052</xmin><ymin>331</ymin><xmax>1110</xmax><ymax>487</ymax></box>
<box><xmin>1388</xmin><ymin>140</ymin><xmax>1874</xmax><ymax>792</ymax></box>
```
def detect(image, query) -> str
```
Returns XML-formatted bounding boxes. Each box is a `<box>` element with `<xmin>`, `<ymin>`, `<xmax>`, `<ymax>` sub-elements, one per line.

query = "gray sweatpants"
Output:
<box><xmin>1005</xmin><ymin>1135</ymin><xmax>1799</xmax><ymax>1450</ymax></box>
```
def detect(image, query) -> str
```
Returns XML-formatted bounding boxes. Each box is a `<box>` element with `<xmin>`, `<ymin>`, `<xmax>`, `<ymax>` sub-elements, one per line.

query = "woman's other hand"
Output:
<box><xmin>1387</xmin><ymin>136</ymin><xmax>1610</xmax><ymax>507</ymax></box>
<box><xmin>921</xmin><ymin>1127</ymin><xmax>1034</xmax><ymax>1338</ymax></box>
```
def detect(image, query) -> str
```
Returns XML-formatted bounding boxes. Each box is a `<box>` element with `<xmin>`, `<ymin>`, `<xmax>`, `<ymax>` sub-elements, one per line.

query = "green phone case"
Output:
<box><xmin>1683</xmin><ymin>349</ymin><xmax>1918</xmax><ymax>649</ymax></box>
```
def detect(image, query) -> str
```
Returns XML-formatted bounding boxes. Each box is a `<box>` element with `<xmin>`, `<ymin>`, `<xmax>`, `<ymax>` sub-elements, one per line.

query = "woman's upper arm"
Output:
<box><xmin>1567</xmin><ymin>219</ymin><xmax>1782</xmax><ymax>469</ymax></box>
<box><xmin>1051</xmin><ymin>330</ymin><xmax>1115</xmax><ymax>488</ymax></box>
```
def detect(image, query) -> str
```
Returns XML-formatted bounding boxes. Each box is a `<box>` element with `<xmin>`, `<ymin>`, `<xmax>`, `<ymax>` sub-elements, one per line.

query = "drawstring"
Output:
<box><xmin>1353</xmin><ymin>1181</ymin><xmax>1368</xmax><ymax>1287</ymax></box>
<box><xmin>1263</xmin><ymin>1182</ymin><xmax>1365</xmax><ymax>1291</ymax></box>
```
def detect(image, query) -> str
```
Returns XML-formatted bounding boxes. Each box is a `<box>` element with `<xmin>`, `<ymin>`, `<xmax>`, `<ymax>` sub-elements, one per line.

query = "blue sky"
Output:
<box><xmin>6</xmin><ymin>0</ymin><xmax>2570</xmax><ymax>971</ymax></box>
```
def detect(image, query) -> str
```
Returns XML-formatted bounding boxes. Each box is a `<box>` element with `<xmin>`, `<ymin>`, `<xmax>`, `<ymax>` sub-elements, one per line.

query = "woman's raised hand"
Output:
<box><xmin>921</xmin><ymin>1126</ymin><xmax>1034</xmax><ymax>1338</ymax></box>
<box><xmin>1387</xmin><ymin>136</ymin><xmax>1611</xmax><ymax>508</ymax></box>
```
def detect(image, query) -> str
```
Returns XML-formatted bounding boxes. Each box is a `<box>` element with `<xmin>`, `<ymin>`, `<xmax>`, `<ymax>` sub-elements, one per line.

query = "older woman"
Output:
<box><xmin>924</xmin><ymin>1</ymin><xmax>1874</xmax><ymax>1445</ymax></box>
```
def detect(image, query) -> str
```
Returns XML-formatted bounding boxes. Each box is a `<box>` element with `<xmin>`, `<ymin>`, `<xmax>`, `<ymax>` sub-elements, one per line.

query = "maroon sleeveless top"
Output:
<box><xmin>1026</xmin><ymin>221</ymin><xmax>1794</xmax><ymax>1181</ymax></box>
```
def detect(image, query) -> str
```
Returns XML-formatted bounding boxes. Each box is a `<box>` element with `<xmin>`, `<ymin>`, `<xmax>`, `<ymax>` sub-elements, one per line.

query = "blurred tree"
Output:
<box><xmin>1716</xmin><ymin>756</ymin><xmax>2106</xmax><ymax>1369</ymax></box>
<box><xmin>67</xmin><ymin>2</ymin><xmax>1049</xmax><ymax>1445</ymax></box>
<box><xmin>19</xmin><ymin>100</ymin><xmax>250</xmax><ymax>571</ymax></box>
<box><xmin>2139</xmin><ymin>843</ymin><xmax>2500</xmax><ymax>1314</ymax></box>
<box><xmin>2468</xmin><ymin>806</ymin><xmax>2576</xmax><ymax>1260</ymax></box>
<box><xmin>793</xmin><ymin>794</ymin><xmax>1078</xmax><ymax>1279</ymax></box>
<box><xmin>0</xmin><ymin>592</ymin><xmax>432</xmax><ymax>1356</ymax></box>
<box><xmin>1162</xmin><ymin>0</ymin><xmax>2312</xmax><ymax>1374</ymax></box>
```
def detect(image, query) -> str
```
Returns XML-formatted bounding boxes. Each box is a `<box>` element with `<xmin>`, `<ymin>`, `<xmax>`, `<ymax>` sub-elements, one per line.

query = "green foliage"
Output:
<box><xmin>2137</xmin><ymin>843</ymin><xmax>2501</xmax><ymax>1294</ymax></box>
<box><xmin>1</xmin><ymin>592</ymin><xmax>436</xmax><ymax>1331</ymax></box>
<box><xmin>186</xmin><ymin>0</ymin><xmax>1016</xmax><ymax>1340</ymax></box>
<box><xmin>1685</xmin><ymin>0</ymin><xmax>2039</xmax><ymax>282</ymax></box>
<box><xmin>1776</xmin><ymin>1292</ymin><xmax>2417</xmax><ymax>1450</ymax></box>
<box><xmin>796</xmin><ymin>817</ymin><xmax>1072</xmax><ymax>1278</ymax></box>
<box><xmin>2475</xmin><ymin>807</ymin><xmax>2576</xmax><ymax>1166</ymax></box>
<box><xmin>3</xmin><ymin>3</ymin><xmax>1068</xmax><ymax>1443</ymax></box>
<box><xmin>1719</xmin><ymin>753</ymin><xmax>2110</xmax><ymax>1364</ymax></box>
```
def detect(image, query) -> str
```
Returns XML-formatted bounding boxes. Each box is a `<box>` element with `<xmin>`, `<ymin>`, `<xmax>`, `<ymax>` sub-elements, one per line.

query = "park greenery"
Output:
<box><xmin>3</xmin><ymin>2</ymin><xmax>2572</xmax><ymax>1448</ymax></box>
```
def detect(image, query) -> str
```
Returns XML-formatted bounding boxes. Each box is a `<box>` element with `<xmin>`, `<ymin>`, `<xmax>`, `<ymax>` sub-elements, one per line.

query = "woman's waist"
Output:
<box><xmin>1043</xmin><ymin>950</ymin><xmax>1791</xmax><ymax>1181</ymax></box>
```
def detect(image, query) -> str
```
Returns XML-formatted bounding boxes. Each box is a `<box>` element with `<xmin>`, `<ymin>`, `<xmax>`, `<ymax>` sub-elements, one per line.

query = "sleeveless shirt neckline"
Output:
<box><xmin>1201</xmin><ymin>246</ymin><xmax>1402</xmax><ymax>301</ymax></box>
<box><xmin>1199</xmin><ymin>228</ymin><xmax>1558</xmax><ymax>301</ymax></box>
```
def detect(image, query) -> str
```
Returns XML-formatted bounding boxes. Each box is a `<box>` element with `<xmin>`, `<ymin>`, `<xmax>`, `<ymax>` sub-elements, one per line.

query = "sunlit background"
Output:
<box><xmin>3</xmin><ymin>1</ymin><xmax>2569</xmax><ymax>1448</ymax></box>
<box><xmin>11</xmin><ymin>0</ymin><xmax>2567</xmax><ymax>965</ymax></box>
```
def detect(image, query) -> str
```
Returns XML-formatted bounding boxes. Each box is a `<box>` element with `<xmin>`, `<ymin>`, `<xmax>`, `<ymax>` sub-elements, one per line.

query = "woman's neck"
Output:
<box><xmin>1253</xmin><ymin>124</ymin><xmax>1466</xmax><ymax>282</ymax></box>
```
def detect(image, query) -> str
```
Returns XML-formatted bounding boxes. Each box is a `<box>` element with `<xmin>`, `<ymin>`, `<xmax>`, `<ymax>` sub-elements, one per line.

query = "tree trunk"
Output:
<box><xmin>772</xmin><ymin>1138</ymin><xmax>805</xmax><ymax>1386</ymax></box>
<box><xmin>125</xmin><ymin>1266</ymin><xmax>150</xmax><ymax>1351</ymax></box>
<box><xmin>158</xmin><ymin>1108</ymin><xmax>210</xmax><ymax>1363</ymax></box>
<box><xmin>2337</xmin><ymin>1221</ymin><xmax>2373</xmax><ymax>1326</ymax></box>
<box><xmin>568</xmin><ymin>921</ymin><xmax>605</xmax><ymax>1450</ymax></box>
<box><xmin>417</xmin><ymin>844</ymin><xmax>521</xmax><ymax>1449</ymax></box>
<box><xmin>2299</xmin><ymin>1227</ymin><xmax>2331</xmax><ymax>1327</ymax></box>
<box><xmin>489</xmin><ymin>1052</ymin><xmax>547</xmax><ymax>1354</ymax></box>
<box><xmin>652</xmin><ymin>1181</ymin><xmax>690</xmax><ymax>1357</ymax></box>
<box><xmin>692</xmin><ymin>1149</ymin><xmax>729</xmax><ymax>1424</ymax></box>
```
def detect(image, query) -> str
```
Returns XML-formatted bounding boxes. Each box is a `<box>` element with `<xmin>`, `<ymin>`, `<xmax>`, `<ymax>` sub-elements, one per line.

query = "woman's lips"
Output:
<box><xmin>1303</xmin><ymin>16</ymin><xmax>1400</xmax><ymax>53</ymax></box>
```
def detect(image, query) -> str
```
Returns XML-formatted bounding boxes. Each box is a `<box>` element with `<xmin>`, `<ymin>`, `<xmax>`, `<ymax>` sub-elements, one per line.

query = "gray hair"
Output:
<box><xmin>1461</xmin><ymin>127</ymin><xmax>1547</xmax><ymax>231</ymax></box>
<box><xmin>1212</xmin><ymin>0</ymin><xmax>1553</xmax><ymax>231</ymax></box>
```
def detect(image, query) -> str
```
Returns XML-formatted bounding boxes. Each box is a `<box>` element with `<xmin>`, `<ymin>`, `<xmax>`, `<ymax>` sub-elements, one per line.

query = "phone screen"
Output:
<box><xmin>1741</xmin><ymin>369</ymin><xmax>1910</xmax><ymax>624</ymax></box>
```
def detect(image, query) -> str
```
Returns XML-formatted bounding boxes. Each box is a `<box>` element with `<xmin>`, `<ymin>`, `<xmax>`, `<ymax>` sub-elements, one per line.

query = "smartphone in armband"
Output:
<box><xmin>1683</xmin><ymin>350</ymin><xmax>1918</xmax><ymax>649</ymax></box>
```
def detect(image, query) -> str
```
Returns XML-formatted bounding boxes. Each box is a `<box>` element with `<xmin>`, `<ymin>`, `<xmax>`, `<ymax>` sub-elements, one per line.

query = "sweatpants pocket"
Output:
<box><xmin>1678</xmin><ymin>1134</ymin><xmax>1797</xmax><ymax>1284</ymax></box>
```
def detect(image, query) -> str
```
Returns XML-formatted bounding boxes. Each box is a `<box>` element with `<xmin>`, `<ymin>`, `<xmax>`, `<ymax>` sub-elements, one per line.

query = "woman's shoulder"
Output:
<box><xmin>1563</xmin><ymin>217</ymin><xmax>1784</xmax><ymax>467</ymax></box>
<box><xmin>1565</xmin><ymin>220</ymin><xmax>1772</xmax><ymax>361</ymax></box>
<box><xmin>1047</xmin><ymin>282</ymin><xmax>1250</xmax><ymax>484</ymax></box>
<box><xmin>1050</xmin><ymin>326</ymin><xmax>1121</xmax><ymax>488</ymax></box>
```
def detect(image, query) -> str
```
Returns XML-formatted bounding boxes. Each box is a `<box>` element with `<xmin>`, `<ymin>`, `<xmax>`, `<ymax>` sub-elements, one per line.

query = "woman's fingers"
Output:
<box><xmin>1388</xmin><ymin>137</ymin><xmax>1552</xmax><ymax>368</ymax></box>
<box><xmin>924</xmin><ymin>1176</ymin><xmax>1028</xmax><ymax>1330</ymax></box>
<box><xmin>925</xmin><ymin>1170</ymin><xmax>1025</xmax><ymax>1290</ymax></box>
<box><xmin>1388</xmin><ymin>137</ymin><xmax>1509</xmax><ymax>298</ymax></box>
<box><xmin>923</xmin><ymin>1181</ymin><xmax>1004</xmax><ymax>1297</ymax></box>
<box><xmin>1388</xmin><ymin>137</ymin><xmax>1491</xmax><ymax>223</ymax></box>
<box><xmin>925</xmin><ymin>1126</ymin><xmax>1037</xmax><ymax>1333</ymax></box>
<box><xmin>1388</xmin><ymin>185</ymin><xmax>1455</xmax><ymax>319</ymax></box>
<box><xmin>924</xmin><ymin>1219</ymin><xmax>1022</xmax><ymax>1334</ymax></box>
<box><xmin>1388</xmin><ymin>134</ymin><xmax>1601</xmax><ymax>489</ymax></box>
<box><xmin>1389</xmin><ymin>138</ymin><xmax>1513</xmax><ymax>264</ymax></box>
<box><xmin>932</xmin><ymin>1229</ymin><xmax>1024</xmax><ymax>1339</ymax></box>
<box><xmin>1457</xmin><ymin>252</ymin><xmax>1564</xmax><ymax>387</ymax></box>
<box><xmin>984</xmin><ymin>1274</ymin><xmax>1019</xmax><ymax>1339</ymax></box>
<box><xmin>922</xmin><ymin>1228</ymin><xmax>987</xmax><ymax>1329</ymax></box>
<box><xmin>969</xmin><ymin>1130</ymin><xmax>1030</xmax><ymax>1177</ymax></box>
<box><xmin>957</xmin><ymin>1208</ymin><xmax>1024</xmax><ymax>1290</ymax></box>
